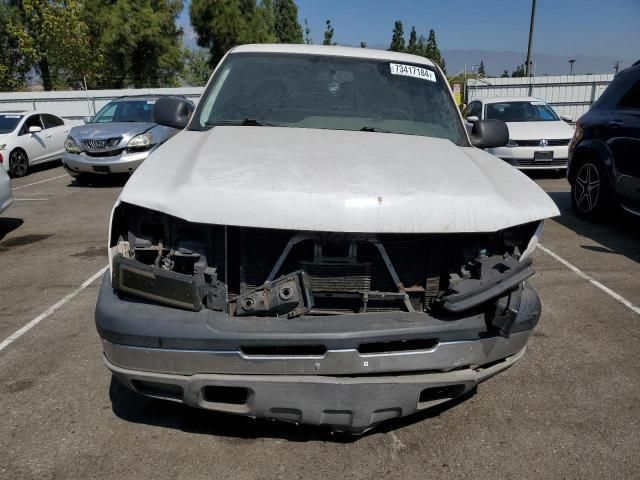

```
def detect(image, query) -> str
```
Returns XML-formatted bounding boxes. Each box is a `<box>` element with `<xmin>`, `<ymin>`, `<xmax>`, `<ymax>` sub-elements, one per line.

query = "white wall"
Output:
<box><xmin>467</xmin><ymin>74</ymin><xmax>614</xmax><ymax>120</ymax></box>
<box><xmin>0</xmin><ymin>87</ymin><xmax>205</xmax><ymax>119</ymax></box>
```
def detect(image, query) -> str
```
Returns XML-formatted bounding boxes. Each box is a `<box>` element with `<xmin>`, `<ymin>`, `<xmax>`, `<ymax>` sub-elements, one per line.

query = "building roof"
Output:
<box><xmin>231</xmin><ymin>44</ymin><xmax>436</xmax><ymax>68</ymax></box>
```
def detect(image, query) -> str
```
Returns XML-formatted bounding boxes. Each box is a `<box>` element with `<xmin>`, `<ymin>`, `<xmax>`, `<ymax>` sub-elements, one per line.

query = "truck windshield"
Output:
<box><xmin>194</xmin><ymin>53</ymin><xmax>467</xmax><ymax>145</ymax></box>
<box><xmin>485</xmin><ymin>101</ymin><xmax>560</xmax><ymax>122</ymax></box>
<box><xmin>0</xmin><ymin>114</ymin><xmax>23</xmax><ymax>134</ymax></box>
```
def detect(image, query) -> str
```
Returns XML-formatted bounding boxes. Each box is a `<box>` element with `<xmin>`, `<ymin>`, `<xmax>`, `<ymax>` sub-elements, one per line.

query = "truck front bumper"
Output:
<box><xmin>96</xmin><ymin>274</ymin><xmax>541</xmax><ymax>433</ymax></box>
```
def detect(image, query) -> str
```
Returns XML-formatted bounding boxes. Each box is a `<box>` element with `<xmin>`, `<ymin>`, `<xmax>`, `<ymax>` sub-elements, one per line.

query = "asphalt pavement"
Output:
<box><xmin>1</xmin><ymin>163</ymin><xmax>638</xmax><ymax>479</ymax></box>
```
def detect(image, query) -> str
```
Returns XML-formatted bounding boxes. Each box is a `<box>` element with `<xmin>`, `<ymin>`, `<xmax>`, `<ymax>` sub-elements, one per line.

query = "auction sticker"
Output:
<box><xmin>389</xmin><ymin>63</ymin><xmax>436</xmax><ymax>82</ymax></box>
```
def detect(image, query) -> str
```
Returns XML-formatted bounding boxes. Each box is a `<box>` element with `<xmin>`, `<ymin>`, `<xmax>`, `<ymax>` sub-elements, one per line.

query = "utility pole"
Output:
<box><xmin>525</xmin><ymin>0</ymin><xmax>536</xmax><ymax>77</ymax></box>
<box><xmin>613</xmin><ymin>60</ymin><xmax>620</xmax><ymax>74</ymax></box>
<box><xmin>569</xmin><ymin>59</ymin><xmax>575</xmax><ymax>75</ymax></box>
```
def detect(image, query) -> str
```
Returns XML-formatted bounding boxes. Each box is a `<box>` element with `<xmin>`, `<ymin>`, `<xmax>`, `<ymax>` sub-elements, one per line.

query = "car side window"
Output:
<box><xmin>618</xmin><ymin>77</ymin><xmax>640</xmax><ymax>110</ymax></box>
<box><xmin>42</xmin><ymin>114</ymin><xmax>65</xmax><ymax>129</ymax></box>
<box><xmin>20</xmin><ymin>115</ymin><xmax>44</xmax><ymax>135</ymax></box>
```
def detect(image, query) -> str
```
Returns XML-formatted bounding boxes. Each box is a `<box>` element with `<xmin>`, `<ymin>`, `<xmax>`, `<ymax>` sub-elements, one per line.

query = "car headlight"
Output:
<box><xmin>64</xmin><ymin>137</ymin><xmax>81</xmax><ymax>153</ymax></box>
<box><xmin>506</xmin><ymin>139</ymin><xmax>518</xmax><ymax>147</ymax></box>
<box><xmin>126</xmin><ymin>132</ymin><xmax>154</xmax><ymax>152</ymax></box>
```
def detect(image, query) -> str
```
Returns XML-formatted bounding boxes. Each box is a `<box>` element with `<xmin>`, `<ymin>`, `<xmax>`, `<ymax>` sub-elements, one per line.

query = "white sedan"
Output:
<box><xmin>0</xmin><ymin>167</ymin><xmax>12</xmax><ymax>214</ymax></box>
<box><xmin>0</xmin><ymin>111</ymin><xmax>78</xmax><ymax>177</ymax></box>
<box><xmin>463</xmin><ymin>96</ymin><xmax>575</xmax><ymax>170</ymax></box>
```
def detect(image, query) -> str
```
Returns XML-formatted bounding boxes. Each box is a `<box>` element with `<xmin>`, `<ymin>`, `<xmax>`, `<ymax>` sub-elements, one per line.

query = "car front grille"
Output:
<box><xmin>85</xmin><ymin>148</ymin><xmax>125</xmax><ymax>158</ymax></box>
<box><xmin>513</xmin><ymin>158</ymin><xmax>568</xmax><ymax>167</ymax></box>
<box><xmin>515</xmin><ymin>139</ymin><xmax>571</xmax><ymax>147</ymax></box>
<box><xmin>82</xmin><ymin>137</ymin><xmax>122</xmax><ymax>152</ymax></box>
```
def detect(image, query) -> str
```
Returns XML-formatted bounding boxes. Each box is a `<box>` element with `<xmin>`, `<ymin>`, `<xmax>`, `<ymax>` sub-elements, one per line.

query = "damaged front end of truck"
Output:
<box><xmin>96</xmin><ymin>202</ymin><xmax>544</xmax><ymax>433</ymax></box>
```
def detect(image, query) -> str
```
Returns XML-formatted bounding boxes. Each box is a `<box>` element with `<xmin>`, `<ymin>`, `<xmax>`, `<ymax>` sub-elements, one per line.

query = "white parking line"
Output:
<box><xmin>11</xmin><ymin>174</ymin><xmax>68</xmax><ymax>191</ymax></box>
<box><xmin>14</xmin><ymin>198</ymin><xmax>48</xmax><ymax>201</ymax></box>
<box><xmin>0</xmin><ymin>265</ymin><xmax>108</xmax><ymax>354</ymax></box>
<box><xmin>538</xmin><ymin>244</ymin><xmax>640</xmax><ymax>315</ymax></box>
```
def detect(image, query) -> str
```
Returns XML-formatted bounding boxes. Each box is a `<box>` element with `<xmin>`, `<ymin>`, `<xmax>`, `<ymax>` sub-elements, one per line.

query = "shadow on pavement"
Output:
<box><xmin>109</xmin><ymin>375</ymin><xmax>477</xmax><ymax>442</ymax></box>
<box><xmin>26</xmin><ymin>159</ymin><xmax>63</xmax><ymax>176</ymax></box>
<box><xmin>546</xmin><ymin>191</ymin><xmax>640</xmax><ymax>264</ymax></box>
<box><xmin>0</xmin><ymin>217</ymin><xmax>24</xmax><ymax>241</ymax></box>
<box><xmin>67</xmin><ymin>174</ymin><xmax>130</xmax><ymax>188</ymax></box>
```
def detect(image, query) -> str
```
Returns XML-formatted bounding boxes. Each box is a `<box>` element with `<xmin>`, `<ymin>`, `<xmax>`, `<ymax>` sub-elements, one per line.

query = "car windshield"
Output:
<box><xmin>0</xmin><ymin>114</ymin><xmax>23</xmax><ymax>134</ymax></box>
<box><xmin>92</xmin><ymin>100</ymin><xmax>156</xmax><ymax>123</ymax></box>
<box><xmin>194</xmin><ymin>53</ymin><xmax>467</xmax><ymax>145</ymax></box>
<box><xmin>485</xmin><ymin>101</ymin><xmax>559</xmax><ymax>122</ymax></box>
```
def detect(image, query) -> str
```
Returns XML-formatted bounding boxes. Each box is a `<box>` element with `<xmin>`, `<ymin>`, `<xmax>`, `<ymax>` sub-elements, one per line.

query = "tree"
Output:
<box><xmin>273</xmin><ymin>0</ymin><xmax>302</xmax><ymax>43</ymax></box>
<box><xmin>478</xmin><ymin>60</ymin><xmax>485</xmax><ymax>76</ymax></box>
<box><xmin>182</xmin><ymin>49</ymin><xmax>211</xmax><ymax>86</ymax></box>
<box><xmin>416</xmin><ymin>34</ymin><xmax>427</xmax><ymax>57</ymax></box>
<box><xmin>0</xmin><ymin>1</ymin><xmax>30</xmax><ymax>91</ymax></box>
<box><xmin>406</xmin><ymin>26</ymin><xmax>417</xmax><ymax>54</ymax></box>
<box><xmin>304</xmin><ymin>18</ymin><xmax>312</xmax><ymax>44</ymax></box>
<box><xmin>190</xmin><ymin>0</ymin><xmax>275</xmax><ymax>66</ymax></box>
<box><xmin>8</xmin><ymin>0</ymin><xmax>97</xmax><ymax>91</ymax></box>
<box><xmin>501</xmin><ymin>69</ymin><xmax>509</xmax><ymax>78</ymax></box>
<box><xmin>425</xmin><ymin>29</ymin><xmax>445</xmax><ymax>73</ymax></box>
<box><xmin>389</xmin><ymin>20</ymin><xmax>405</xmax><ymax>52</ymax></box>
<box><xmin>323</xmin><ymin>19</ymin><xmax>334</xmax><ymax>45</ymax></box>
<box><xmin>511</xmin><ymin>64</ymin><xmax>526</xmax><ymax>77</ymax></box>
<box><xmin>83</xmin><ymin>0</ymin><xmax>185</xmax><ymax>89</ymax></box>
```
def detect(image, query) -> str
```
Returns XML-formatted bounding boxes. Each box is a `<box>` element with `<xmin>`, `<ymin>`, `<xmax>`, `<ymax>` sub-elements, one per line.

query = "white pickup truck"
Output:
<box><xmin>95</xmin><ymin>44</ymin><xmax>559</xmax><ymax>433</ymax></box>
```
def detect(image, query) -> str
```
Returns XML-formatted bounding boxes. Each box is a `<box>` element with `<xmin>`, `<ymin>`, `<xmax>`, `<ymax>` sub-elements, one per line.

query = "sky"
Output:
<box><xmin>179</xmin><ymin>0</ymin><xmax>639</xmax><ymax>62</ymax></box>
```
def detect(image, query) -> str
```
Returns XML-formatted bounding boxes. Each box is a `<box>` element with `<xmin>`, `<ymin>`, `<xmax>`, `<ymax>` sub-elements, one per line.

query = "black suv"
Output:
<box><xmin>568</xmin><ymin>61</ymin><xmax>640</xmax><ymax>220</ymax></box>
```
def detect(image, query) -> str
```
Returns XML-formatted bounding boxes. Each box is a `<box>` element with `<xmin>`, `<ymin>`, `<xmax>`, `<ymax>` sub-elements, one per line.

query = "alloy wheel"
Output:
<box><xmin>574</xmin><ymin>162</ymin><xmax>600</xmax><ymax>213</ymax></box>
<box><xmin>9</xmin><ymin>150</ymin><xmax>29</xmax><ymax>177</ymax></box>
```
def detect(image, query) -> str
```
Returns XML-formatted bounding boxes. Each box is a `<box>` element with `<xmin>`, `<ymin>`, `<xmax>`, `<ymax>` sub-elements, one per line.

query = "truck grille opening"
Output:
<box><xmin>202</xmin><ymin>386</ymin><xmax>249</xmax><ymax>405</ymax></box>
<box><xmin>418</xmin><ymin>384</ymin><xmax>466</xmax><ymax>405</ymax></box>
<box><xmin>240</xmin><ymin>345</ymin><xmax>327</xmax><ymax>357</ymax></box>
<box><xmin>358</xmin><ymin>338</ymin><xmax>438</xmax><ymax>354</ymax></box>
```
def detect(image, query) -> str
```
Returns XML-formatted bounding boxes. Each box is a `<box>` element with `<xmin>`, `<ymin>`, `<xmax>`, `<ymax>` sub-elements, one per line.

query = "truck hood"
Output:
<box><xmin>69</xmin><ymin>122</ymin><xmax>156</xmax><ymax>140</ymax></box>
<box><xmin>120</xmin><ymin>127</ymin><xmax>559</xmax><ymax>233</ymax></box>
<box><xmin>506</xmin><ymin>121</ymin><xmax>575</xmax><ymax>140</ymax></box>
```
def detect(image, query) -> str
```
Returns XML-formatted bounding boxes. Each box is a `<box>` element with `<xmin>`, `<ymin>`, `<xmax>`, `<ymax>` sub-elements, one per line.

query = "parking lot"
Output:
<box><xmin>0</xmin><ymin>163</ymin><xmax>638</xmax><ymax>479</ymax></box>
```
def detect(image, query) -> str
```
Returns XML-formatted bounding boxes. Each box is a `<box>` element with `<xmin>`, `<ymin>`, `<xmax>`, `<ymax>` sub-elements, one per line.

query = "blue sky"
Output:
<box><xmin>179</xmin><ymin>0</ymin><xmax>639</xmax><ymax>60</ymax></box>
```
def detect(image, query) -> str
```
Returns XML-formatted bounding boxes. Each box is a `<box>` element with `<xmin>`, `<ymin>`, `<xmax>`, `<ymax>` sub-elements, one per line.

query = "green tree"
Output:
<box><xmin>273</xmin><ymin>0</ymin><xmax>302</xmax><ymax>43</ymax></box>
<box><xmin>425</xmin><ymin>29</ymin><xmax>445</xmax><ymax>73</ymax></box>
<box><xmin>416</xmin><ymin>34</ymin><xmax>427</xmax><ymax>57</ymax></box>
<box><xmin>501</xmin><ymin>69</ymin><xmax>509</xmax><ymax>78</ymax></box>
<box><xmin>190</xmin><ymin>0</ymin><xmax>275</xmax><ymax>66</ymax></box>
<box><xmin>9</xmin><ymin>0</ymin><xmax>97</xmax><ymax>91</ymax></box>
<box><xmin>478</xmin><ymin>60</ymin><xmax>485</xmax><ymax>76</ymax></box>
<box><xmin>304</xmin><ymin>18</ymin><xmax>312</xmax><ymax>44</ymax></box>
<box><xmin>406</xmin><ymin>26</ymin><xmax>417</xmax><ymax>54</ymax></box>
<box><xmin>323</xmin><ymin>19</ymin><xmax>334</xmax><ymax>45</ymax></box>
<box><xmin>389</xmin><ymin>20</ymin><xmax>405</xmax><ymax>52</ymax></box>
<box><xmin>511</xmin><ymin>64</ymin><xmax>526</xmax><ymax>77</ymax></box>
<box><xmin>83</xmin><ymin>0</ymin><xmax>185</xmax><ymax>89</ymax></box>
<box><xmin>182</xmin><ymin>49</ymin><xmax>211</xmax><ymax>86</ymax></box>
<box><xmin>0</xmin><ymin>1</ymin><xmax>29</xmax><ymax>91</ymax></box>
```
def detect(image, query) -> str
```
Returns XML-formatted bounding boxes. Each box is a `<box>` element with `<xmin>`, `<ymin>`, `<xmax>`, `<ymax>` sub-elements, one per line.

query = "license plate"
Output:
<box><xmin>93</xmin><ymin>165</ymin><xmax>111</xmax><ymax>173</ymax></box>
<box><xmin>534</xmin><ymin>151</ymin><xmax>553</xmax><ymax>162</ymax></box>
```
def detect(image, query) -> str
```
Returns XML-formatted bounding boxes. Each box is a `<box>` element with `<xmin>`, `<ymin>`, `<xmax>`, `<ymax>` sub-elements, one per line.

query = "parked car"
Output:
<box><xmin>62</xmin><ymin>96</ymin><xmax>194</xmax><ymax>183</ymax></box>
<box><xmin>463</xmin><ymin>97</ymin><xmax>575</xmax><ymax>170</ymax></box>
<box><xmin>568</xmin><ymin>62</ymin><xmax>640</xmax><ymax>220</ymax></box>
<box><xmin>96</xmin><ymin>44</ymin><xmax>559</xmax><ymax>433</ymax></box>
<box><xmin>0</xmin><ymin>167</ymin><xmax>13</xmax><ymax>214</ymax></box>
<box><xmin>0</xmin><ymin>111</ymin><xmax>78</xmax><ymax>177</ymax></box>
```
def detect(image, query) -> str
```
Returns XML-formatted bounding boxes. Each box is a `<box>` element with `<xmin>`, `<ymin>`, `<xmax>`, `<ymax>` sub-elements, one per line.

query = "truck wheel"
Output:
<box><xmin>9</xmin><ymin>149</ymin><xmax>29</xmax><ymax>178</ymax></box>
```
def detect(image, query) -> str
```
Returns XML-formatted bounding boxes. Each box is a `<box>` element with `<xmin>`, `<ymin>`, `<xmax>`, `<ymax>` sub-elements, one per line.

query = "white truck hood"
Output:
<box><xmin>120</xmin><ymin>127</ymin><xmax>559</xmax><ymax>233</ymax></box>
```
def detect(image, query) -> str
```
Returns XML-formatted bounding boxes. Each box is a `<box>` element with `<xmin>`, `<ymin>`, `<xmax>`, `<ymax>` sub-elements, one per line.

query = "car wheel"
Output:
<box><xmin>9</xmin><ymin>150</ymin><xmax>29</xmax><ymax>178</ymax></box>
<box><xmin>571</xmin><ymin>159</ymin><xmax>613</xmax><ymax>220</ymax></box>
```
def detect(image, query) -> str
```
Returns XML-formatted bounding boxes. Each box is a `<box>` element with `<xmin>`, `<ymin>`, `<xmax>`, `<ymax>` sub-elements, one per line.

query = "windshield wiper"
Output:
<box><xmin>360</xmin><ymin>126</ymin><xmax>394</xmax><ymax>133</ymax></box>
<box><xmin>205</xmin><ymin>118</ymin><xmax>282</xmax><ymax>127</ymax></box>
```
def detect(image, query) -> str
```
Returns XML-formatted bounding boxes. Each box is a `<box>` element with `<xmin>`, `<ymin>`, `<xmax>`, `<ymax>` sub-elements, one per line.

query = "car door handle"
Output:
<box><xmin>607</xmin><ymin>120</ymin><xmax>623</xmax><ymax>128</ymax></box>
